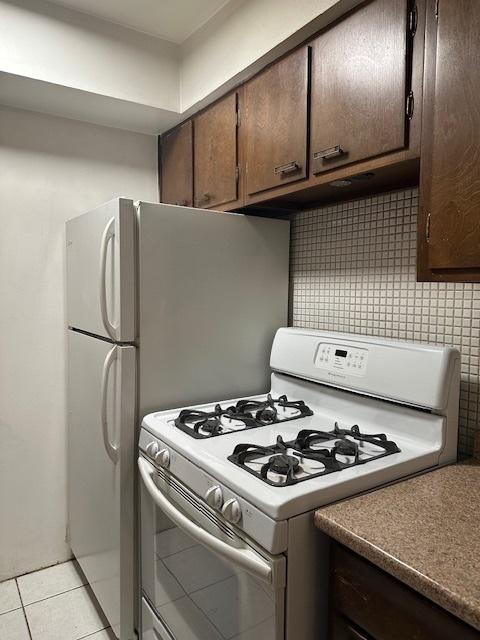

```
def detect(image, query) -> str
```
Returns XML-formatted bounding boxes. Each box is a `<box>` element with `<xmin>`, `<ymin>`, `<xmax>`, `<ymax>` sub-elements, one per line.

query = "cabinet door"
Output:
<box><xmin>245</xmin><ymin>47</ymin><xmax>309</xmax><ymax>196</ymax></box>
<box><xmin>330</xmin><ymin>544</ymin><xmax>480</xmax><ymax>640</ymax></box>
<box><xmin>160</xmin><ymin>121</ymin><xmax>193</xmax><ymax>207</ymax></box>
<box><xmin>194</xmin><ymin>92</ymin><xmax>239</xmax><ymax>209</ymax></box>
<box><xmin>310</xmin><ymin>0</ymin><xmax>408</xmax><ymax>175</ymax></box>
<box><xmin>423</xmin><ymin>0</ymin><xmax>480</xmax><ymax>272</ymax></box>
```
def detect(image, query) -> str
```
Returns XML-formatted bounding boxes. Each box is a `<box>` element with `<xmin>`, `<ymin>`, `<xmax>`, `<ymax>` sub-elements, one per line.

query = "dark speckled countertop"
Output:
<box><xmin>314</xmin><ymin>461</ymin><xmax>480</xmax><ymax>632</ymax></box>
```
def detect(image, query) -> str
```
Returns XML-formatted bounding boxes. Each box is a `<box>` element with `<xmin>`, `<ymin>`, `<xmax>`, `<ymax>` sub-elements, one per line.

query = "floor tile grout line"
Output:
<box><xmin>76</xmin><ymin>623</ymin><xmax>110</xmax><ymax>640</ymax></box>
<box><xmin>4</xmin><ymin>562</ymin><xmax>109</xmax><ymax>640</ymax></box>
<box><xmin>6</xmin><ymin>558</ymin><xmax>75</xmax><ymax>585</ymax></box>
<box><xmin>21</xmin><ymin>607</ymin><xmax>33</xmax><ymax>640</ymax></box>
<box><xmin>17</xmin><ymin>576</ymin><xmax>109</xmax><ymax>640</ymax></box>
<box><xmin>21</xmin><ymin>581</ymin><xmax>89</xmax><ymax>608</ymax></box>
<box><xmin>15</xmin><ymin>578</ymin><xmax>33</xmax><ymax>640</ymax></box>
<box><xmin>0</xmin><ymin>578</ymin><xmax>21</xmax><ymax>616</ymax></box>
<box><xmin>0</xmin><ymin>606</ymin><xmax>22</xmax><ymax>616</ymax></box>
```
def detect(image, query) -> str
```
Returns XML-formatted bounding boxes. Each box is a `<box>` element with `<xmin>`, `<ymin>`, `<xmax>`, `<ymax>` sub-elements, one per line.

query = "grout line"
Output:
<box><xmin>15</xmin><ymin>578</ymin><xmax>24</xmax><ymax>607</ymax></box>
<box><xmin>0</xmin><ymin>584</ymin><xmax>22</xmax><ymax>616</ymax></box>
<box><xmin>10</xmin><ymin>558</ymin><xmax>75</xmax><ymax>583</ymax></box>
<box><xmin>22</xmin><ymin>582</ymin><xmax>89</xmax><ymax>608</ymax></box>
<box><xmin>16</xmin><ymin>570</ymin><xmax>109</xmax><ymax>640</ymax></box>
<box><xmin>76</xmin><ymin>624</ymin><xmax>111</xmax><ymax>640</ymax></box>
<box><xmin>21</xmin><ymin>608</ymin><xmax>33</xmax><ymax>640</ymax></box>
<box><xmin>15</xmin><ymin>579</ymin><xmax>33</xmax><ymax>640</ymax></box>
<box><xmin>8</xmin><ymin>564</ymin><xmax>110</xmax><ymax>640</ymax></box>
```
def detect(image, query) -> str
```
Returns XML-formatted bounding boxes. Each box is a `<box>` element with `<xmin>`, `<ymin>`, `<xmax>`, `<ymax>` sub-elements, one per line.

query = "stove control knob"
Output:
<box><xmin>154</xmin><ymin>448</ymin><xmax>170</xmax><ymax>468</ymax></box>
<box><xmin>205</xmin><ymin>485</ymin><xmax>223</xmax><ymax>510</ymax></box>
<box><xmin>145</xmin><ymin>441</ymin><xmax>159</xmax><ymax>458</ymax></box>
<box><xmin>222</xmin><ymin>498</ymin><xmax>242</xmax><ymax>524</ymax></box>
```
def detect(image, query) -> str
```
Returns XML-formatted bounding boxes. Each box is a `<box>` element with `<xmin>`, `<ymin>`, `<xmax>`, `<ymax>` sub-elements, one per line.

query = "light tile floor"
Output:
<box><xmin>0</xmin><ymin>561</ymin><xmax>116</xmax><ymax>640</ymax></box>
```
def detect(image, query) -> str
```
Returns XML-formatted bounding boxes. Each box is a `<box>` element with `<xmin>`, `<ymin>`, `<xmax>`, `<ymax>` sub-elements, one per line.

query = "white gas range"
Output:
<box><xmin>138</xmin><ymin>328</ymin><xmax>460</xmax><ymax>640</ymax></box>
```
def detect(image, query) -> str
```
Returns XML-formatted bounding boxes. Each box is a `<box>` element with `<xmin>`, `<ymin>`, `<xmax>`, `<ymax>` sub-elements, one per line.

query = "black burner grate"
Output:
<box><xmin>227</xmin><ymin>424</ymin><xmax>401</xmax><ymax>486</ymax></box>
<box><xmin>174</xmin><ymin>394</ymin><xmax>313</xmax><ymax>439</ymax></box>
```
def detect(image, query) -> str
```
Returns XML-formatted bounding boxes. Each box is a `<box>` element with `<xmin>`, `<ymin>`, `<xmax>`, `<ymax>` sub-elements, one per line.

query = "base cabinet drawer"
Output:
<box><xmin>329</xmin><ymin>544</ymin><xmax>479</xmax><ymax>640</ymax></box>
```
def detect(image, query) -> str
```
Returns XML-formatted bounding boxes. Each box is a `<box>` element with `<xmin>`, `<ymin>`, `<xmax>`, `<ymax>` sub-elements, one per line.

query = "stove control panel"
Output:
<box><xmin>315</xmin><ymin>342</ymin><xmax>369</xmax><ymax>377</ymax></box>
<box><xmin>139</xmin><ymin>428</ymin><xmax>288</xmax><ymax>554</ymax></box>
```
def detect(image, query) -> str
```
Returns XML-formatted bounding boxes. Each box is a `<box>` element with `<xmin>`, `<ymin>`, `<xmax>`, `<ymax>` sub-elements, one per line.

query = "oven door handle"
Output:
<box><xmin>138</xmin><ymin>457</ymin><xmax>273</xmax><ymax>584</ymax></box>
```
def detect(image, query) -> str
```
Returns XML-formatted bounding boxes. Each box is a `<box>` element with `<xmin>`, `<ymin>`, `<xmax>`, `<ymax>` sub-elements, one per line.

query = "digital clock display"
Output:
<box><xmin>335</xmin><ymin>349</ymin><xmax>348</xmax><ymax>358</ymax></box>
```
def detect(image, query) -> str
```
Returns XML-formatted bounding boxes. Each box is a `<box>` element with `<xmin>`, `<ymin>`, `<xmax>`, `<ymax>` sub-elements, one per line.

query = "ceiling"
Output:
<box><xmin>46</xmin><ymin>0</ymin><xmax>235</xmax><ymax>43</ymax></box>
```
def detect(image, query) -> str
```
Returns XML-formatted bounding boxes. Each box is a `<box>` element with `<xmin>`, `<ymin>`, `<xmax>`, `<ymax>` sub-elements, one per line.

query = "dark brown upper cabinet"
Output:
<box><xmin>244</xmin><ymin>46</ymin><xmax>309</xmax><ymax>197</ymax></box>
<box><xmin>310</xmin><ymin>0</ymin><xmax>410</xmax><ymax>176</ymax></box>
<box><xmin>160</xmin><ymin>121</ymin><xmax>193</xmax><ymax>207</ymax></box>
<box><xmin>419</xmin><ymin>0</ymin><xmax>480</xmax><ymax>281</ymax></box>
<box><xmin>194</xmin><ymin>92</ymin><xmax>240</xmax><ymax>210</ymax></box>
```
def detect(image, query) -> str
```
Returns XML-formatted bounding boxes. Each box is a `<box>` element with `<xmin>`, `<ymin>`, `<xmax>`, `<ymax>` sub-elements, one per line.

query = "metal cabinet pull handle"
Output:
<box><xmin>313</xmin><ymin>145</ymin><xmax>345</xmax><ymax>161</ymax></box>
<box><xmin>345</xmin><ymin>623</ymin><xmax>370</xmax><ymax>640</ymax></box>
<box><xmin>274</xmin><ymin>161</ymin><xmax>300</xmax><ymax>175</ymax></box>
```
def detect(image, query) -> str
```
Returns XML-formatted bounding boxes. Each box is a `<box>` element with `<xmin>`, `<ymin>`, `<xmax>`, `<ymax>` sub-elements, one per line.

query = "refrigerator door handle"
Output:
<box><xmin>99</xmin><ymin>217</ymin><xmax>118</xmax><ymax>340</ymax></box>
<box><xmin>101</xmin><ymin>345</ymin><xmax>119</xmax><ymax>464</ymax></box>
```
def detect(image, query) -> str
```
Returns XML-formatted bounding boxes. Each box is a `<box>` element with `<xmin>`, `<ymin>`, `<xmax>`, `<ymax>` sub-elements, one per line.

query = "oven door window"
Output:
<box><xmin>139</xmin><ymin>456</ymin><xmax>286</xmax><ymax>640</ymax></box>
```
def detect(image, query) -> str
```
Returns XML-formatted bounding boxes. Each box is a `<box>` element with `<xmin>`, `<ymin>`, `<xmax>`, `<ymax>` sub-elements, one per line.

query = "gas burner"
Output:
<box><xmin>264</xmin><ymin>454</ymin><xmax>300</xmax><ymax>476</ymax></box>
<box><xmin>236</xmin><ymin>394</ymin><xmax>313</xmax><ymax>425</ymax></box>
<box><xmin>294</xmin><ymin>424</ymin><xmax>400</xmax><ymax>455</ymax></box>
<box><xmin>173</xmin><ymin>395</ymin><xmax>313</xmax><ymax>439</ymax></box>
<box><xmin>228</xmin><ymin>424</ymin><xmax>401</xmax><ymax>486</ymax></box>
<box><xmin>174</xmin><ymin>403</ymin><xmax>258</xmax><ymax>438</ymax></box>
<box><xmin>201</xmin><ymin>418</ymin><xmax>223</xmax><ymax>435</ymax></box>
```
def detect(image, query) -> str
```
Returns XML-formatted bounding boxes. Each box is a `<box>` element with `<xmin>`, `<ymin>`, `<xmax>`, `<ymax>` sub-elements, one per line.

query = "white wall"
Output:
<box><xmin>0</xmin><ymin>0</ymin><xmax>361</xmax><ymax>132</ymax></box>
<box><xmin>0</xmin><ymin>0</ymin><xmax>179</xmax><ymax>110</ymax></box>
<box><xmin>0</xmin><ymin>105</ymin><xmax>158</xmax><ymax>580</ymax></box>
<box><xmin>179</xmin><ymin>0</ymin><xmax>362</xmax><ymax>112</ymax></box>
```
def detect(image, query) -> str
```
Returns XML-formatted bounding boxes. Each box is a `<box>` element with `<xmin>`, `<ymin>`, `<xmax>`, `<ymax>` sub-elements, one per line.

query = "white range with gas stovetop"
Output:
<box><xmin>138</xmin><ymin>328</ymin><xmax>460</xmax><ymax>640</ymax></box>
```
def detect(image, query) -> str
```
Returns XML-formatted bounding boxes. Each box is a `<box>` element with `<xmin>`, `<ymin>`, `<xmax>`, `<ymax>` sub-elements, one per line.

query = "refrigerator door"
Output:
<box><xmin>137</xmin><ymin>203</ymin><xmax>290</xmax><ymax>414</ymax></box>
<box><xmin>67</xmin><ymin>329</ymin><xmax>136</xmax><ymax>640</ymax></box>
<box><xmin>66</xmin><ymin>198</ymin><xmax>136</xmax><ymax>342</ymax></box>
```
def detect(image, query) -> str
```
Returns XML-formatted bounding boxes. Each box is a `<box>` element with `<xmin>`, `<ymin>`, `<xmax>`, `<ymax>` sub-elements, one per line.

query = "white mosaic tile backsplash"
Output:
<box><xmin>290</xmin><ymin>188</ymin><xmax>480</xmax><ymax>457</ymax></box>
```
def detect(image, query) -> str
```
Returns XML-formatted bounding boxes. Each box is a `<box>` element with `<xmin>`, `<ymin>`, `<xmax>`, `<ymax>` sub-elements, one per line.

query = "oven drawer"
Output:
<box><xmin>139</xmin><ymin>455</ymin><xmax>286</xmax><ymax>640</ymax></box>
<box><xmin>142</xmin><ymin>596</ymin><xmax>240</xmax><ymax>640</ymax></box>
<box><xmin>142</xmin><ymin>598</ymin><xmax>170</xmax><ymax>640</ymax></box>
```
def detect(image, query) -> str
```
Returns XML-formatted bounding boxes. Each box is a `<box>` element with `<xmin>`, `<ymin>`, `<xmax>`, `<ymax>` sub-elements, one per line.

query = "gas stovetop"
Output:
<box><xmin>172</xmin><ymin>394</ymin><xmax>401</xmax><ymax>487</ymax></box>
<box><xmin>141</xmin><ymin>382</ymin><xmax>446</xmax><ymax>520</ymax></box>
<box><xmin>174</xmin><ymin>394</ymin><xmax>313</xmax><ymax>438</ymax></box>
<box><xmin>228</xmin><ymin>423</ymin><xmax>400</xmax><ymax>487</ymax></box>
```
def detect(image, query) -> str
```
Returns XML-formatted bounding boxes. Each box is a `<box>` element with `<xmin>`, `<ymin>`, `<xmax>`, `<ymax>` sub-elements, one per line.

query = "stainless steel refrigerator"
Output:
<box><xmin>65</xmin><ymin>198</ymin><xmax>289</xmax><ymax>640</ymax></box>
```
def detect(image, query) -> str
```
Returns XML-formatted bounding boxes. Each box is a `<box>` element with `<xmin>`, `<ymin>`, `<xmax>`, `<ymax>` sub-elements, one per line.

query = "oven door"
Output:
<box><xmin>138</xmin><ymin>455</ymin><xmax>286</xmax><ymax>640</ymax></box>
